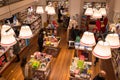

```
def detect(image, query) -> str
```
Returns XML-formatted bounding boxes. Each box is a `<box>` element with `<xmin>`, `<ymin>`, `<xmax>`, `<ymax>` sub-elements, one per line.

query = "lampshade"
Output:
<box><xmin>45</xmin><ymin>5</ymin><xmax>50</xmax><ymax>12</ymax></box>
<box><xmin>105</xmin><ymin>33</ymin><xmax>120</xmax><ymax>48</ymax></box>
<box><xmin>99</xmin><ymin>8</ymin><xmax>106</xmax><ymax>16</ymax></box>
<box><xmin>45</xmin><ymin>2</ymin><xmax>52</xmax><ymax>12</ymax></box>
<box><xmin>84</xmin><ymin>8</ymin><xmax>93</xmax><ymax>16</ymax></box>
<box><xmin>92</xmin><ymin>10</ymin><xmax>102</xmax><ymax>19</ymax></box>
<box><xmin>36</xmin><ymin>6</ymin><xmax>44</xmax><ymax>14</ymax></box>
<box><xmin>47</xmin><ymin>7</ymin><xmax>56</xmax><ymax>15</ymax></box>
<box><xmin>0</xmin><ymin>32</ymin><xmax>16</xmax><ymax>47</ymax></box>
<box><xmin>1</xmin><ymin>25</ymin><xmax>15</xmax><ymax>35</ymax></box>
<box><xmin>80</xmin><ymin>31</ymin><xmax>96</xmax><ymax>47</ymax></box>
<box><xmin>19</xmin><ymin>25</ymin><xmax>33</xmax><ymax>39</ymax></box>
<box><xmin>92</xmin><ymin>40</ymin><xmax>111</xmax><ymax>59</ymax></box>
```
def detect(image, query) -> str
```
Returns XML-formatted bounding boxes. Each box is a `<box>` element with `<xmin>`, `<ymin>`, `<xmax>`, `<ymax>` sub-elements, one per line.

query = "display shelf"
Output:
<box><xmin>111</xmin><ymin>49</ymin><xmax>120</xmax><ymax>80</ymax></box>
<box><xmin>69</xmin><ymin>57</ymin><xmax>92</xmax><ymax>80</ymax></box>
<box><xmin>29</xmin><ymin>52</ymin><xmax>52</xmax><ymax>80</ymax></box>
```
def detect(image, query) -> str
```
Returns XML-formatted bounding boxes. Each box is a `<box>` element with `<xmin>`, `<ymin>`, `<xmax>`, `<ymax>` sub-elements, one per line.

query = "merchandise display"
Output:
<box><xmin>70</xmin><ymin>57</ymin><xmax>92</xmax><ymax>80</ymax></box>
<box><xmin>43</xmin><ymin>36</ymin><xmax>61</xmax><ymax>47</ymax></box>
<box><xmin>0</xmin><ymin>46</ymin><xmax>14</xmax><ymax>73</ymax></box>
<box><xmin>28</xmin><ymin>51</ymin><xmax>52</xmax><ymax>80</ymax></box>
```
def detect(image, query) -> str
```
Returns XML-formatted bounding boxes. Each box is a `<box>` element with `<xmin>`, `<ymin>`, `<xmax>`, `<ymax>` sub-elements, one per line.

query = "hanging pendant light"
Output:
<box><xmin>47</xmin><ymin>7</ymin><xmax>56</xmax><ymax>15</ymax></box>
<box><xmin>105</xmin><ymin>33</ymin><xmax>120</xmax><ymax>48</ymax></box>
<box><xmin>99</xmin><ymin>8</ymin><xmax>106</xmax><ymax>16</ymax></box>
<box><xmin>80</xmin><ymin>31</ymin><xmax>96</xmax><ymax>47</ymax></box>
<box><xmin>19</xmin><ymin>25</ymin><xmax>33</xmax><ymax>39</ymax></box>
<box><xmin>92</xmin><ymin>40</ymin><xmax>111</xmax><ymax>59</ymax></box>
<box><xmin>84</xmin><ymin>8</ymin><xmax>93</xmax><ymax>16</ymax></box>
<box><xmin>1</xmin><ymin>25</ymin><xmax>15</xmax><ymax>35</ymax></box>
<box><xmin>36</xmin><ymin>6</ymin><xmax>44</xmax><ymax>14</ymax></box>
<box><xmin>92</xmin><ymin>9</ymin><xmax>102</xmax><ymax>19</ymax></box>
<box><xmin>1</xmin><ymin>32</ymin><xmax>17</xmax><ymax>47</ymax></box>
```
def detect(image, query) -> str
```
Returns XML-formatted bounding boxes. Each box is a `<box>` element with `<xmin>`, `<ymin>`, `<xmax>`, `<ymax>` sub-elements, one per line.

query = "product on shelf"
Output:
<box><xmin>70</xmin><ymin>57</ymin><xmax>92</xmax><ymax>80</ymax></box>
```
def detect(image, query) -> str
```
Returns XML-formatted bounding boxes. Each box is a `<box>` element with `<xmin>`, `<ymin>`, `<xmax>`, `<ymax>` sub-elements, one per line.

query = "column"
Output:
<box><xmin>68</xmin><ymin>0</ymin><xmax>83</xmax><ymax>25</ymax></box>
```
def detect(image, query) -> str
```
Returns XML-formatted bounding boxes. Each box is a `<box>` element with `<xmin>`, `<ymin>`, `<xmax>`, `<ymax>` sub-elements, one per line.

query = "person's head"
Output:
<box><xmin>99</xmin><ymin>70</ymin><xmax>106</xmax><ymax>77</ymax></box>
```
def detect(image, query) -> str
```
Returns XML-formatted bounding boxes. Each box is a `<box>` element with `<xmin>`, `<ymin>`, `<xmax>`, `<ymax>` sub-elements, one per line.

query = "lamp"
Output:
<box><xmin>45</xmin><ymin>2</ymin><xmax>52</xmax><ymax>12</ymax></box>
<box><xmin>1</xmin><ymin>25</ymin><xmax>15</xmax><ymax>35</ymax></box>
<box><xmin>99</xmin><ymin>8</ymin><xmax>106</xmax><ymax>16</ymax></box>
<box><xmin>84</xmin><ymin>8</ymin><xmax>93</xmax><ymax>16</ymax></box>
<box><xmin>0</xmin><ymin>32</ymin><xmax>17</xmax><ymax>47</ymax></box>
<box><xmin>105</xmin><ymin>33</ymin><xmax>120</xmax><ymax>48</ymax></box>
<box><xmin>80</xmin><ymin>31</ymin><xmax>96</xmax><ymax>47</ymax></box>
<box><xmin>47</xmin><ymin>7</ymin><xmax>56</xmax><ymax>15</ymax></box>
<box><xmin>92</xmin><ymin>9</ymin><xmax>102</xmax><ymax>19</ymax></box>
<box><xmin>19</xmin><ymin>25</ymin><xmax>33</xmax><ymax>39</ymax></box>
<box><xmin>92</xmin><ymin>40</ymin><xmax>111</xmax><ymax>59</ymax></box>
<box><xmin>36</xmin><ymin>6</ymin><xmax>44</xmax><ymax>14</ymax></box>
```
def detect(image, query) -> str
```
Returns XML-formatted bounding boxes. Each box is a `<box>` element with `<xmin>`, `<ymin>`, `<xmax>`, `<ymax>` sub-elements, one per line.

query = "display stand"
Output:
<box><xmin>70</xmin><ymin>57</ymin><xmax>92</xmax><ymax>80</ymax></box>
<box><xmin>28</xmin><ymin>52</ymin><xmax>53</xmax><ymax>80</ymax></box>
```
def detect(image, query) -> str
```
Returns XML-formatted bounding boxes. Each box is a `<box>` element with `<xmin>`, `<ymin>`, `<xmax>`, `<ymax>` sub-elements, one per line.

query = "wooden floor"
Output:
<box><xmin>2</xmin><ymin>25</ymin><xmax>116</xmax><ymax>80</ymax></box>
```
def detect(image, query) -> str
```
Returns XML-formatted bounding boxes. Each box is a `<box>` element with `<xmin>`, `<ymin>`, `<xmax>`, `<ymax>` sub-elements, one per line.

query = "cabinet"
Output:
<box><xmin>111</xmin><ymin>49</ymin><xmax>120</xmax><ymax>80</ymax></box>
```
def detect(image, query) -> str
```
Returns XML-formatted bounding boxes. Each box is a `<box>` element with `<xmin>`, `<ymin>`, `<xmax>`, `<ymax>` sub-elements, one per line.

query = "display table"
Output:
<box><xmin>43</xmin><ymin>36</ymin><xmax>61</xmax><ymax>48</ymax></box>
<box><xmin>70</xmin><ymin>57</ymin><xmax>92</xmax><ymax>80</ymax></box>
<box><xmin>28</xmin><ymin>52</ymin><xmax>52</xmax><ymax>80</ymax></box>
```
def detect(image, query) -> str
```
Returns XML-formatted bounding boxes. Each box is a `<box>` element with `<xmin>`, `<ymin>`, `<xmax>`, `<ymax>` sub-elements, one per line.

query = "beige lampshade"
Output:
<box><xmin>0</xmin><ymin>32</ymin><xmax>16</xmax><ymax>47</ymax></box>
<box><xmin>47</xmin><ymin>7</ymin><xmax>56</xmax><ymax>15</ymax></box>
<box><xmin>1</xmin><ymin>25</ymin><xmax>15</xmax><ymax>35</ymax></box>
<box><xmin>99</xmin><ymin>8</ymin><xmax>106</xmax><ymax>16</ymax></box>
<box><xmin>36</xmin><ymin>6</ymin><xmax>44</xmax><ymax>14</ymax></box>
<box><xmin>45</xmin><ymin>5</ymin><xmax>50</xmax><ymax>12</ymax></box>
<box><xmin>45</xmin><ymin>2</ymin><xmax>52</xmax><ymax>12</ymax></box>
<box><xmin>84</xmin><ymin>8</ymin><xmax>93</xmax><ymax>16</ymax></box>
<box><xmin>80</xmin><ymin>31</ymin><xmax>96</xmax><ymax>47</ymax></box>
<box><xmin>92</xmin><ymin>10</ymin><xmax>102</xmax><ymax>19</ymax></box>
<box><xmin>92</xmin><ymin>40</ymin><xmax>111</xmax><ymax>59</ymax></box>
<box><xmin>19</xmin><ymin>25</ymin><xmax>33</xmax><ymax>39</ymax></box>
<box><xmin>105</xmin><ymin>33</ymin><xmax>120</xmax><ymax>48</ymax></box>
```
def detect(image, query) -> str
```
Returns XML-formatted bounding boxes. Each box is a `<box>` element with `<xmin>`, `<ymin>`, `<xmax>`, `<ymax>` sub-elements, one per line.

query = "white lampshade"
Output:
<box><xmin>1</xmin><ymin>25</ymin><xmax>15</xmax><ymax>35</ymax></box>
<box><xmin>99</xmin><ymin>8</ymin><xmax>106</xmax><ymax>16</ymax></box>
<box><xmin>0</xmin><ymin>32</ymin><xmax>16</xmax><ymax>47</ymax></box>
<box><xmin>92</xmin><ymin>40</ymin><xmax>111</xmax><ymax>59</ymax></box>
<box><xmin>84</xmin><ymin>8</ymin><xmax>93</xmax><ymax>16</ymax></box>
<box><xmin>19</xmin><ymin>25</ymin><xmax>33</xmax><ymax>39</ymax></box>
<box><xmin>105</xmin><ymin>33</ymin><xmax>120</xmax><ymax>48</ymax></box>
<box><xmin>80</xmin><ymin>31</ymin><xmax>96</xmax><ymax>47</ymax></box>
<box><xmin>47</xmin><ymin>7</ymin><xmax>56</xmax><ymax>15</ymax></box>
<box><xmin>92</xmin><ymin>10</ymin><xmax>102</xmax><ymax>19</ymax></box>
<box><xmin>45</xmin><ymin>5</ymin><xmax>50</xmax><ymax>12</ymax></box>
<box><xmin>36</xmin><ymin>6</ymin><xmax>44</xmax><ymax>14</ymax></box>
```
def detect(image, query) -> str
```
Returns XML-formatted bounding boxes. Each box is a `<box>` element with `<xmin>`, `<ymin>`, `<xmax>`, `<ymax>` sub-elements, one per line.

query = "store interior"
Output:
<box><xmin>0</xmin><ymin>0</ymin><xmax>120</xmax><ymax>80</ymax></box>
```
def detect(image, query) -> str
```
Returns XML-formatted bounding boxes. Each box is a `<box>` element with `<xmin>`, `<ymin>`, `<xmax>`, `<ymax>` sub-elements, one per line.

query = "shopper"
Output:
<box><xmin>93</xmin><ymin>70</ymin><xmax>106</xmax><ymax>80</ymax></box>
<box><xmin>38</xmin><ymin>32</ymin><xmax>44</xmax><ymax>52</ymax></box>
<box><xmin>13</xmin><ymin>41</ymin><xmax>20</xmax><ymax>62</ymax></box>
<box><xmin>94</xmin><ymin>57</ymin><xmax>99</xmax><ymax>66</ymax></box>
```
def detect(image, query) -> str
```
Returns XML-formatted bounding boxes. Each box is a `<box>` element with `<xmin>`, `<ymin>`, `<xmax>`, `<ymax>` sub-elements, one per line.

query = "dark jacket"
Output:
<box><xmin>93</xmin><ymin>75</ymin><xmax>105</xmax><ymax>80</ymax></box>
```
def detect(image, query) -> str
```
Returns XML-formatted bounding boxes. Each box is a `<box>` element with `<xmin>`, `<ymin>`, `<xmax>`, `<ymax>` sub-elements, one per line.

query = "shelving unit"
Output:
<box><xmin>111</xmin><ymin>49</ymin><xmax>120</xmax><ymax>80</ymax></box>
<box><xmin>0</xmin><ymin>47</ymin><xmax>15</xmax><ymax>73</ymax></box>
